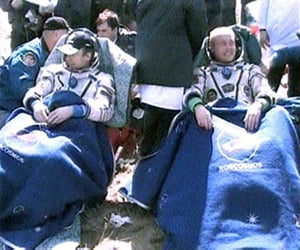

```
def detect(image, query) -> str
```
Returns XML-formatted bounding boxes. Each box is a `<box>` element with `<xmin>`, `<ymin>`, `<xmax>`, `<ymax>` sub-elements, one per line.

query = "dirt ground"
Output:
<box><xmin>80</xmin><ymin>159</ymin><xmax>165</xmax><ymax>250</ymax></box>
<box><xmin>0</xmin><ymin>10</ymin><xmax>164</xmax><ymax>250</ymax></box>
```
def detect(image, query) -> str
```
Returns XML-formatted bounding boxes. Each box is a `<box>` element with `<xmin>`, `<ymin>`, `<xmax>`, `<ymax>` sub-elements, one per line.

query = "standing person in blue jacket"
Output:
<box><xmin>0</xmin><ymin>16</ymin><xmax>70</xmax><ymax>128</ymax></box>
<box><xmin>133</xmin><ymin>0</ymin><xmax>208</xmax><ymax>157</ymax></box>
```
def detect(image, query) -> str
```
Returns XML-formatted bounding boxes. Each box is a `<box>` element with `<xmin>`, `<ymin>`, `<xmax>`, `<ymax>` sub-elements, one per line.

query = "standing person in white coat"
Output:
<box><xmin>257</xmin><ymin>0</ymin><xmax>300</xmax><ymax>97</ymax></box>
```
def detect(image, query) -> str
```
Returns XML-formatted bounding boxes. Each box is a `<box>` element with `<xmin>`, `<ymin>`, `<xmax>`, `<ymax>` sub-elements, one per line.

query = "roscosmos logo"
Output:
<box><xmin>4</xmin><ymin>128</ymin><xmax>42</xmax><ymax>148</ymax></box>
<box><xmin>217</xmin><ymin>130</ymin><xmax>259</xmax><ymax>163</ymax></box>
<box><xmin>215</xmin><ymin>124</ymin><xmax>262</xmax><ymax>172</ymax></box>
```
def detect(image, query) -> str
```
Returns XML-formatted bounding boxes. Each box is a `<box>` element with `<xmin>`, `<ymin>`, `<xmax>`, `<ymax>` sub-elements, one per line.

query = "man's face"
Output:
<box><xmin>65</xmin><ymin>49</ymin><xmax>92</xmax><ymax>70</ymax></box>
<box><xmin>97</xmin><ymin>22</ymin><xmax>118</xmax><ymax>41</ymax></box>
<box><xmin>210</xmin><ymin>34</ymin><xmax>236</xmax><ymax>63</ymax></box>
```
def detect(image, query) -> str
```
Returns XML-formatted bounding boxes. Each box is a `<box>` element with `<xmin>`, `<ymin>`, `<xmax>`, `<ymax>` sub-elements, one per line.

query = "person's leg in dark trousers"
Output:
<box><xmin>9</xmin><ymin>12</ymin><xmax>28</xmax><ymax>50</ymax></box>
<box><xmin>286</xmin><ymin>46</ymin><xmax>300</xmax><ymax>97</ymax></box>
<box><xmin>139</xmin><ymin>104</ymin><xmax>179</xmax><ymax>157</ymax></box>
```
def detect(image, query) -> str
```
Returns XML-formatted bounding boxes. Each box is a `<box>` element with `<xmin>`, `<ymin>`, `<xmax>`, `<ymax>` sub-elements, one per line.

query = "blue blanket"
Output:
<box><xmin>129</xmin><ymin>100</ymin><xmax>300</xmax><ymax>249</ymax></box>
<box><xmin>0</xmin><ymin>91</ymin><xmax>114</xmax><ymax>249</ymax></box>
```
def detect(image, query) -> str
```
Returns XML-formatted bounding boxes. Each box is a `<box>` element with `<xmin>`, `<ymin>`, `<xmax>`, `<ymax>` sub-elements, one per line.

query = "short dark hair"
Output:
<box><xmin>96</xmin><ymin>9</ymin><xmax>119</xmax><ymax>30</ymax></box>
<box><xmin>43</xmin><ymin>16</ymin><xmax>70</xmax><ymax>31</ymax></box>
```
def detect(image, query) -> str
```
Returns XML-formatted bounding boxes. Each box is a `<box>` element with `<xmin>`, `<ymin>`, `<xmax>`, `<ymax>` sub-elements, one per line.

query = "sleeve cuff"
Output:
<box><xmin>256</xmin><ymin>97</ymin><xmax>271</xmax><ymax>111</ymax></box>
<box><xmin>188</xmin><ymin>97</ymin><xmax>203</xmax><ymax>112</ymax></box>
<box><xmin>72</xmin><ymin>104</ymin><xmax>88</xmax><ymax>118</ymax></box>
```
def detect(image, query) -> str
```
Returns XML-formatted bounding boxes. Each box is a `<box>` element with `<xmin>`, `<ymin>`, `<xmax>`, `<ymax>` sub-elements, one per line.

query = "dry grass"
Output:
<box><xmin>81</xmin><ymin>200</ymin><xmax>164</xmax><ymax>249</ymax></box>
<box><xmin>80</xmin><ymin>161</ymin><xmax>165</xmax><ymax>250</ymax></box>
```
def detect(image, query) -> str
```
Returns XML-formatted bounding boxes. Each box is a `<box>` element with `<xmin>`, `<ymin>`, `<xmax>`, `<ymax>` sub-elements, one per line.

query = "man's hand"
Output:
<box><xmin>47</xmin><ymin>106</ymin><xmax>73</xmax><ymax>125</ymax></box>
<box><xmin>194</xmin><ymin>104</ymin><xmax>212</xmax><ymax>130</ymax></box>
<box><xmin>32</xmin><ymin>101</ymin><xmax>49</xmax><ymax>123</ymax></box>
<box><xmin>244</xmin><ymin>102</ymin><xmax>263</xmax><ymax>131</ymax></box>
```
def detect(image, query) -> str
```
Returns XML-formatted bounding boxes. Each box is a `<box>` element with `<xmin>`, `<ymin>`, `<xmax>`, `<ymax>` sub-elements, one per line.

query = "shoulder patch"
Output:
<box><xmin>21</xmin><ymin>52</ymin><xmax>37</xmax><ymax>67</ymax></box>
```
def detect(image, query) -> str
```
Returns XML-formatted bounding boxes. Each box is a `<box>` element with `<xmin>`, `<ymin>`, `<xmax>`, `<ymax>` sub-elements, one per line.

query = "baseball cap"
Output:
<box><xmin>57</xmin><ymin>31</ymin><xmax>95</xmax><ymax>55</ymax></box>
<box><xmin>43</xmin><ymin>16</ymin><xmax>70</xmax><ymax>31</ymax></box>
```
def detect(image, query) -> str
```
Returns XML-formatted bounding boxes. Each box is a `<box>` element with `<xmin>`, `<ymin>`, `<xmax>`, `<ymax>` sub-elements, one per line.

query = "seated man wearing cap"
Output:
<box><xmin>0</xmin><ymin>29</ymin><xmax>116</xmax><ymax>249</ymax></box>
<box><xmin>0</xmin><ymin>16</ymin><xmax>70</xmax><ymax>129</ymax></box>
<box><xmin>23</xmin><ymin>29</ymin><xmax>116</xmax><ymax>124</ymax></box>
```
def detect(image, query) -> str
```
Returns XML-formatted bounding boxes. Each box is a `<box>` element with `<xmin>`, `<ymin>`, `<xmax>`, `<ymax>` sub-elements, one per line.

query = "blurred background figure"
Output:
<box><xmin>91</xmin><ymin>0</ymin><xmax>137</xmax><ymax>32</ymax></box>
<box><xmin>96</xmin><ymin>8</ymin><xmax>136</xmax><ymax>57</ymax></box>
<box><xmin>0</xmin><ymin>0</ymin><xmax>45</xmax><ymax>50</ymax></box>
<box><xmin>0</xmin><ymin>0</ymin><xmax>94</xmax><ymax>50</ymax></box>
<box><xmin>54</xmin><ymin>0</ymin><xmax>92</xmax><ymax>29</ymax></box>
<box><xmin>205</xmin><ymin>0</ymin><xmax>257</xmax><ymax>32</ymax></box>
<box><xmin>257</xmin><ymin>0</ymin><xmax>300</xmax><ymax>97</ymax></box>
<box><xmin>96</xmin><ymin>8</ymin><xmax>138</xmax><ymax>161</ymax></box>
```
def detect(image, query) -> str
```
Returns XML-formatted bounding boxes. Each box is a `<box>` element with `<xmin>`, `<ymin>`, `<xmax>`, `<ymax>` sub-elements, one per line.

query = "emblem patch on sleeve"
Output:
<box><xmin>21</xmin><ymin>52</ymin><xmax>36</xmax><ymax>67</ymax></box>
